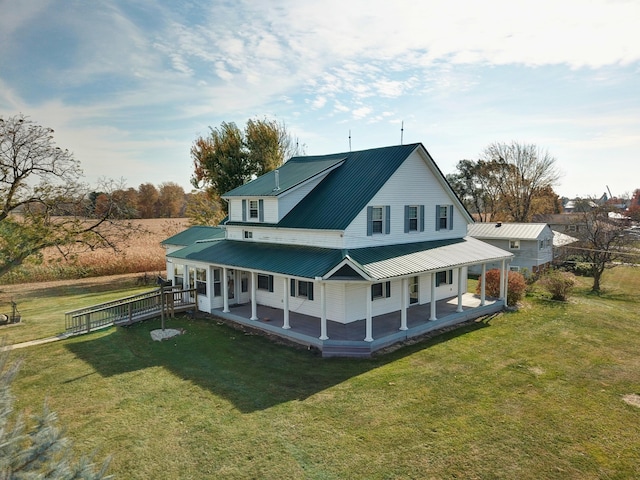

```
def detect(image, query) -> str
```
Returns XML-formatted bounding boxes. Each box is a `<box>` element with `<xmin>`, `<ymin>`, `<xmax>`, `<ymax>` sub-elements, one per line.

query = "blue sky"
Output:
<box><xmin>1</xmin><ymin>0</ymin><xmax>639</xmax><ymax>199</ymax></box>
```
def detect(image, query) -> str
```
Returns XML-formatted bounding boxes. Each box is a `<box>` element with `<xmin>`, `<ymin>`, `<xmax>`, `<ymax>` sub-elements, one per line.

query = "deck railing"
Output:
<box><xmin>64</xmin><ymin>288</ymin><xmax>197</xmax><ymax>334</ymax></box>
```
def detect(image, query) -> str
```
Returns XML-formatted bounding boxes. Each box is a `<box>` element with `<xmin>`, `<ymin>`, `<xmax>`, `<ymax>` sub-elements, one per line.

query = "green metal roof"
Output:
<box><xmin>278</xmin><ymin>143</ymin><xmax>421</xmax><ymax>230</ymax></box>
<box><xmin>168</xmin><ymin>237</ymin><xmax>513</xmax><ymax>281</ymax></box>
<box><xmin>222</xmin><ymin>156</ymin><xmax>346</xmax><ymax>197</ymax></box>
<box><xmin>161</xmin><ymin>226</ymin><xmax>225</xmax><ymax>247</ymax></box>
<box><xmin>168</xmin><ymin>240</ymin><xmax>345</xmax><ymax>279</ymax></box>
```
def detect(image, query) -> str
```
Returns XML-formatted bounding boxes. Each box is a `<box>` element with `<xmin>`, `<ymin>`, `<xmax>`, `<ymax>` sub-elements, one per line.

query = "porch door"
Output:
<box><xmin>227</xmin><ymin>269</ymin><xmax>238</xmax><ymax>306</ymax></box>
<box><xmin>409</xmin><ymin>276</ymin><xmax>419</xmax><ymax>305</ymax></box>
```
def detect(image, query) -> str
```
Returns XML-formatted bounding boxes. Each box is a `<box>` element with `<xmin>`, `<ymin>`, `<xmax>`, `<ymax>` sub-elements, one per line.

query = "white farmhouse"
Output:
<box><xmin>163</xmin><ymin>144</ymin><xmax>513</xmax><ymax>357</ymax></box>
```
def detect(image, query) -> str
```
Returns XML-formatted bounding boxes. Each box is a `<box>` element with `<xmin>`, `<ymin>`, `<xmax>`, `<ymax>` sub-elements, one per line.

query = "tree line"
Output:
<box><xmin>88</xmin><ymin>182</ymin><xmax>188</xmax><ymax>219</ymax></box>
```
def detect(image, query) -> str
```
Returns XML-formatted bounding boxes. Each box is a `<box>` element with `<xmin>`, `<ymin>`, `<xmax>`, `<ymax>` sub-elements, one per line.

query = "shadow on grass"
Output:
<box><xmin>65</xmin><ymin>314</ymin><xmax>491</xmax><ymax>413</ymax></box>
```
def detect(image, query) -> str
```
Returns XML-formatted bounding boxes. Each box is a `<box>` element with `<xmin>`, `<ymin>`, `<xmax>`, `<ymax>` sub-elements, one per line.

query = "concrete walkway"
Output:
<box><xmin>1</xmin><ymin>333</ymin><xmax>70</xmax><ymax>352</ymax></box>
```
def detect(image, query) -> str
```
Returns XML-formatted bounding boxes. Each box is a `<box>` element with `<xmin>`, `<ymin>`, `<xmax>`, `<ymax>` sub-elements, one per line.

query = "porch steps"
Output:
<box><xmin>321</xmin><ymin>341</ymin><xmax>372</xmax><ymax>358</ymax></box>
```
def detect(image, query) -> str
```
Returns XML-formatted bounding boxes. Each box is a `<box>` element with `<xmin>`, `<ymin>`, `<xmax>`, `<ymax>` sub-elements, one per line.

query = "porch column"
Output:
<box><xmin>365</xmin><ymin>285</ymin><xmax>373</xmax><ymax>342</ymax></box>
<box><xmin>456</xmin><ymin>267</ymin><xmax>464</xmax><ymax>313</ymax></box>
<box><xmin>430</xmin><ymin>273</ymin><xmax>437</xmax><ymax>321</ymax></box>
<box><xmin>319</xmin><ymin>280</ymin><xmax>328</xmax><ymax>340</ymax></box>
<box><xmin>250</xmin><ymin>272</ymin><xmax>258</xmax><ymax>320</ymax></box>
<box><xmin>400</xmin><ymin>277</ymin><xmax>408</xmax><ymax>331</ymax></box>
<box><xmin>499</xmin><ymin>259</ymin><xmax>506</xmax><ymax>300</ymax></box>
<box><xmin>282</xmin><ymin>277</ymin><xmax>290</xmax><ymax>329</ymax></box>
<box><xmin>222</xmin><ymin>267</ymin><xmax>230</xmax><ymax>313</ymax></box>
<box><xmin>504</xmin><ymin>262</ymin><xmax>510</xmax><ymax>308</ymax></box>
<box><xmin>480</xmin><ymin>263</ymin><xmax>486</xmax><ymax>306</ymax></box>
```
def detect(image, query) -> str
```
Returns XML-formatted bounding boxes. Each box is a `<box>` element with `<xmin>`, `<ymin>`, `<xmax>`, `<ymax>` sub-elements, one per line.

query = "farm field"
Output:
<box><xmin>1</xmin><ymin>218</ymin><xmax>189</xmax><ymax>284</ymax></box>
<box><xmin>3</xmin><ymin>267</ymin><xmax>640</xmax><ymax>479</ymax></box>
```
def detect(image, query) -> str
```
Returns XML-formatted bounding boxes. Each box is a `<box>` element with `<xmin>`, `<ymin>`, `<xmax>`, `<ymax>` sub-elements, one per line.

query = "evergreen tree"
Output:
<box><xmin>0</xmin><ymin>341</ymin><xmax>113</xmax><ymax>479</ymax></box>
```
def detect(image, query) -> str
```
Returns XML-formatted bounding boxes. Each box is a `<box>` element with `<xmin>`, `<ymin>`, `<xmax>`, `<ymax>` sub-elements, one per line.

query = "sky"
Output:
<box><xmin>1</xmin><ymin>0</ymin><xmax>639</xmax><ymax>199</ymax></box>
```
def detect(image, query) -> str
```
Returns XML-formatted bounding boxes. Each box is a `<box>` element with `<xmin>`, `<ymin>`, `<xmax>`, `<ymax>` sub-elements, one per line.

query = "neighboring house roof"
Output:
<box><xmin>552</xmin><ymin>230</ymin><xmax>578</xmax><ymax>247</ymax></box>
<box><xmin>223</xmin><ymin>143</ymin><xmax>471</xmax><ymax>230</ymax></box>
<box><xmin>532</xmin><ymin>214</ymin><xmax>581</xmax><ymax>225</ymax></box>
<box><xmin>168</xmin><ymin>237</ymin><xmax>512</xmax><ymax>281</ymax></box>
<box><xmin>467</xmin><ymin>223</ymin><xmax>549</xmax><ymax>240</ymax></box>
<box><xmin>161</xmin><ymin>226</ymin><xmax>225</xmax><ymax>247</ymax></box>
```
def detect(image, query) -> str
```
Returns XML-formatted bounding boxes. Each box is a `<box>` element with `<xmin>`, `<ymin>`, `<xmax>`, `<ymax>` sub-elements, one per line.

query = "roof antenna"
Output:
<box><xmin>349</xmin><ymin>130</ymin><xmax>352</xmax><ymax>151</ymax></box>
<box><xmin>400</xmin><ymin>121</ymin><xmax>404</xmax><ymax>145</ymax></box>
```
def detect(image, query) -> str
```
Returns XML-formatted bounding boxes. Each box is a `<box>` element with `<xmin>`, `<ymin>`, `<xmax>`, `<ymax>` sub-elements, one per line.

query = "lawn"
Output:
<box><xmin>5</xmin><ymin>267</ymin><xmax>640</xmax><ymax>479</ymax></box>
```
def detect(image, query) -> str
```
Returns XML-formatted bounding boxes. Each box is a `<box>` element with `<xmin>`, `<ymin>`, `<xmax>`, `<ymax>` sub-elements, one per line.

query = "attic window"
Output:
<box><xmin>510</xmin><ymin>239</ymin><xmax>520</xmax><ymax>250</ymax></box>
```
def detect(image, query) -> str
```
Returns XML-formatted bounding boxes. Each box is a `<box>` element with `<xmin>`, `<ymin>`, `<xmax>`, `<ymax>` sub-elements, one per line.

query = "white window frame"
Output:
<box><xmin>509</xmin><ymin>239</ymin><xmax>521</xmax><ymax>250</ymax></box>
<box><xmin>196</xmin><ymin>267</ymin><xmax>207</xmax><ymax>295</ymax></box>
<box><xmin>244</xmin><ymin>230</ymin><xmax>253</xmax><ymax>239</ymax></box>
<box><xmin>438</xmin><ymin>205</ymin><xmax>449</xmax><ymax>230</ymax></box>
<box><xmin>249</xmin><ymin>200</ymin><xmax>259</xmax><ymax>219</ymax></box>
<box><xmin>372</xmin><ymin>206</ymin><xmax>384</xmax><ymax>234</ymax></box>
<box><xmin>408</xmin><ymin>206</ymin><xmax>418</xmax><ymax>232</ymax></box>
<box><xmin>435</xmin><ymin>270</ymin><xmax>453</xmax><ymax>287</ymax></box>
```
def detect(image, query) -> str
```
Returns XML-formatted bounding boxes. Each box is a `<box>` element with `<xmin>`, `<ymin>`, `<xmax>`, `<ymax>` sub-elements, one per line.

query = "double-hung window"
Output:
<box><xmin>367</xmin><ymin>206</ymin><xmax>390</xmax><ymax>235</ymax></box>
<box><xmin>510</xmin><ymin>239</ymin><xmax>520</xmax><ymax>250</ymax></box>
<box><xmin>290</xmin><ymin>279</ymin><xmax>314</xmax><ymax>300</ymax></box>
<box><xmin>405</xmin><ymin>205</ymin><xmax>425</xmax><ymax>233</ymax></box>
<box><xmin>196</xmin><ymin>268</ymin><xmax>207</xmax><ymax>295</ymax></box>
<box><xmin>173</xmin><ymin>264</ymin><xmax>184</xmax><ymax>288</ymax></box>
<box><xmin>435</xmin><ymin>205</ymin><xmax>453</xmax><ymax>231</ymax></box>
<box><xmin>371</xmin><ymin>281</ymin><xmax>391</xmax><ymax>300</ymax></box>
<box><xmin>242</xmin><ymin>199</ymin><xmax>264</xmax><ymax>222</ymax></box>
<box><xmin>257</xmin><ymin>274</ymin><xmax>274</xmax><ymax>292</ymax></box>
<box><xmin>435</xmin><ymin>270</ymin><xmax>453</xmax><ymax>286</ymax></box>
<box><xmin>213</xmin><ymin>268</ymin><xmax>222</xmax><ymax>296</ymax></box>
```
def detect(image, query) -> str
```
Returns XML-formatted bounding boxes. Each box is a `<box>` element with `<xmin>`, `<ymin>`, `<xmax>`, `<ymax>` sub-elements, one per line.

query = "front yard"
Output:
<box><xmin>5</xmin><ymin>267</ymin><xmax>640</xmax><ymax>478</ymax></box>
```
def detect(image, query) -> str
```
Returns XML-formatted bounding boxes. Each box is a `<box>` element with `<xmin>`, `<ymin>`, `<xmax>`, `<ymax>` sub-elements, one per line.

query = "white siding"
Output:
<box><xmin>277</xmin><ymin>174</ymin><xmax>329</xmax><ymax>221</ymax></box>
<box><xmin>343</xmin><ymin>150</ymin><xmax>469</xmax><ymax>249</ymax></box>
<box><xmin>225</xmin><ymin>225</ymin><xmax>343</xmax><ymax>248</ymax></box>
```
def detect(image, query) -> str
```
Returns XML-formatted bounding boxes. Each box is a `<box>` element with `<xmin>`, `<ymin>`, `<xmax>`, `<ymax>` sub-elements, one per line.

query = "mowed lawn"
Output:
<box><xmin>6</xmin><ymin>267</ymin><xmax>640</xmax><ymax>479</ymax></box>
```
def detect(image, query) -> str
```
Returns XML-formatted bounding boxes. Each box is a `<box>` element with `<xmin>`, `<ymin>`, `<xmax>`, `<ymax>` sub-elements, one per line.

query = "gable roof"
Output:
<box><xmin>168</xmin><ymin>237</ymin><xmax>512</xmax><ymax>281</ymax></box>
<box><xmin>278</xmin><ymin>143</ymin><xmax>421</xmax><ymax>230</ymax></box>
<box><xmin>161</xmin><ymin>226</ymin><xmax>225</xmax><ymax>247</ymax></box>
<box><xmin>222</xmin><ymin>156</ymin><xmax>346</xmax><ymax>197</ymax></box>
<box><xmin>467</xmin><ymin>223</ymin><xmax>550</xmax><ymax>240</ymax></box>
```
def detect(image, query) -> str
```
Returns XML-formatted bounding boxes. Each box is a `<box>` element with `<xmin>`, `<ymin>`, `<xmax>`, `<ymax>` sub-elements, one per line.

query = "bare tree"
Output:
<box><xmin>0</xmin><ymin>114</ymin><xmax>140</xmax><ymax>279</ymax></box>
<box><xmin>481</xmin><ymin>142</ymin><xmax>562</xmax><ymax>222</ymax></box>
<box><xmin>569</xmin><ymin>205</ymin><xmax>635</xmax><ymax>292</ymax></box>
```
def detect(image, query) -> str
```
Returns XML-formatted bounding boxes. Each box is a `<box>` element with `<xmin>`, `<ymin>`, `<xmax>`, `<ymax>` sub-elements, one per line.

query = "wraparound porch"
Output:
<box><xmin>211</xmin><ymin>293</ymin><xmax>504</xmax><ymax>357</ymax></box>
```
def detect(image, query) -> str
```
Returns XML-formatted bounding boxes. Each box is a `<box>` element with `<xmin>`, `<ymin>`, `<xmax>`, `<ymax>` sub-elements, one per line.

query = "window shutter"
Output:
<box><xmin>242</xmin><ymin>199</ymin><xmax>247</xmax><ymax>222</ymax></box>
<box><xmin>385</xmin><ymin>281</ymin><xmax>391</xmax><ymax>298</ymax></box>
<box><xmin>420</xmin><ymin>205</ymin><xmax>425</xmax><ymax>232</ymax></box>
<box><xmin>404</xmin><ymin>205</ymin><xmax>409</xmax><ymax>233</ymax></box>
<box><xmin>367</xmin><ymin>206</ymin><xmax>373</xmax><ymax>236</ymax></box>
<box><xmin>258</xmin><ymin>199</ymin><xmax>264</xmax><ymax>222</ymax></box>
<box><xmin>385</xmin><ymin>205</ymin><xmax>391</xmax><ymax>234</ymax></box>
<box><xmin>268</xmin><ymin>275</ymin><xmax>274</xmax><ymax>292</ymax></box>
<box><xmin>449</xmin><ymin>205</ymin><xmax>454</xmax><ymax>230</ymax></box>
<box><xmin>308</xmin><ymin>282</ymin><xmax>314</xmax><ymax>301</ymax></box>
<box><xmin>435</xmin><ymin>205</ymin><xmax>441</xmax><ymax>230</ymax></box>
<box><xmin>290</xmin><ymin>279</ymin><xmax>296</xmax><ymax>297</ymax></box>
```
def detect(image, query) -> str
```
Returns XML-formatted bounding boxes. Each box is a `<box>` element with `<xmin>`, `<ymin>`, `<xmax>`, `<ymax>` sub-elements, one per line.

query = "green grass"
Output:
<box><xmin>0</xmin><ymin>277</ymin><xmax>152</xmax><ymax>344</ymax></box>
<box><xmin>6</xmin><ymin>267</ymin><xmax>640</xmax><ymax>479</ymax></box>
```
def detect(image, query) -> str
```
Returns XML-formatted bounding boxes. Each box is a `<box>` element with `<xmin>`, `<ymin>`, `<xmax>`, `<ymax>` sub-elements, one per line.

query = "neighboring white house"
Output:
<box><xmin>467</xmin><ymin>222</ymin><xmax>555</xmax><ymax>277</ymax></box>
<box><xmin>163</xmin><ymin>144</ymin><xmax>513</xmax><ymax>357</ymax></box>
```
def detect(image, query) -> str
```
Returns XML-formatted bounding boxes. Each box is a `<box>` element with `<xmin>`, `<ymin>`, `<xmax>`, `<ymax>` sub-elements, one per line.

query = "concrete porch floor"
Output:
<box><xmin>209</xmin><ymin>293</ymin><xmax>504</xmax><ymax>357</ymax></box>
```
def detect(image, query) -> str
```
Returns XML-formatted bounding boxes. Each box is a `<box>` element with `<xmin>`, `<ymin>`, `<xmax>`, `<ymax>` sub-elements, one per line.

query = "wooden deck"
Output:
<box><xmin>211</xmin><ymin>293</ymin><xmax>504</xmax><ymax>357</ymax></box>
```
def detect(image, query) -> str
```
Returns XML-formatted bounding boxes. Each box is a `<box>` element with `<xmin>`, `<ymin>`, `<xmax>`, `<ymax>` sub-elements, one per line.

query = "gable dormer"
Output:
<box><xmin>222</xmin><ymin>155</ymin><xmax>345</xmax><ymax>224</ymax></box>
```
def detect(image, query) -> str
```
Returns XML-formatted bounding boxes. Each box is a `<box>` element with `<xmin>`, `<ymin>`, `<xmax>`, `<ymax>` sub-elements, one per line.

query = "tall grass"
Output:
<box><xmin>2</xmin><ymin>218</ymin><xmax>187</xmax><ymax>284</ymax></box>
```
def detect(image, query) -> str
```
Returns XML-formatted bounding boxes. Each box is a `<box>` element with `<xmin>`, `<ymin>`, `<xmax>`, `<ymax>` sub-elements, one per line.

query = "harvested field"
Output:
<box><xmin>1</xmin><ymin>218</ymin><xmax>189</xmax><ymax>284</ymax></box>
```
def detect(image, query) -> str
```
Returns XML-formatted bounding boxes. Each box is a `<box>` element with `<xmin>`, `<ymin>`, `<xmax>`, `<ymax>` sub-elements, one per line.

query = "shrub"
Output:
<box><xmin>538</xmin><ymin>269</ymin><xmax>576</xmax><ymax>301</ymax></box>
<box><xmin>476</xmin><ymin>268</ymin><xmax>527</xmax><ymax>306</ymax></box>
